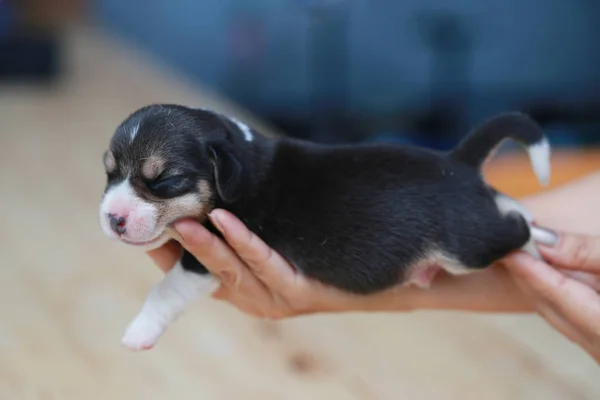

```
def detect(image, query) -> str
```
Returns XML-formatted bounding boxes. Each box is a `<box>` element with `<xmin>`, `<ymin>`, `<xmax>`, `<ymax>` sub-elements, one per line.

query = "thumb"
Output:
<box><xmin>538</xmin><ymin>232</ymin><xmax>600</xmax><ymax>273</ymax></box>
<box><xmin>146</xmin><ymin>240</ymin><xmax>182</xmax><ymax>273</ymax></box>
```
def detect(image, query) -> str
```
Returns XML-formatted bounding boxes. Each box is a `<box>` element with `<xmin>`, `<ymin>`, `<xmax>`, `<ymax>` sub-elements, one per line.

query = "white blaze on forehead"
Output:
<box><xmin>129</xmin><ymin>122</ymin><xmax>141</xmax><ymax>143</ymax></box>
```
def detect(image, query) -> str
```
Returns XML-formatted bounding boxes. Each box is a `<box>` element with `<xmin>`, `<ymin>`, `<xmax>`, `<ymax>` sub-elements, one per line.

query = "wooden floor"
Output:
<box><xmin>0</xmin><ymin>25</ymin><xmax>598</xmax><ymax>400</ymax></box>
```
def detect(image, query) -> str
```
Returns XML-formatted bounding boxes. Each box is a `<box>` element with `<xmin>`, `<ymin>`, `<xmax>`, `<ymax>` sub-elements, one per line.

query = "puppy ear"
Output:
<box><xmin>207</xmin><ymin>141</ymin><xmax>244</xmax><ymax>203</ymax></box>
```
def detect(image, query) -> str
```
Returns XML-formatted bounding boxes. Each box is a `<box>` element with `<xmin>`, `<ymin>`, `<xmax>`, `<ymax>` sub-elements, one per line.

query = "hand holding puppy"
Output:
<box><xmin>149</xmin><ymin>211</ymin><xmax>600</xmax><ymax>363</ymax></box>
<box><xmin>148</xmin><ymin>209</ymin><xmax>419</xmax><ymax>319</ymax></box>
<box><xmin>503</xmin><ymin>231</ymin><xmax>600</xmax><ymax>364</ymax></box>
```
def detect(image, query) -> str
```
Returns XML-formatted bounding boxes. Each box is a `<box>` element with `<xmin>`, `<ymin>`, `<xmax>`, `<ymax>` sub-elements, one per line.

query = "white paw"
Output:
<box><xmin>121</xmin><ymin>313</ymin><xmax>165</xmax><ymax>351</ymax></box>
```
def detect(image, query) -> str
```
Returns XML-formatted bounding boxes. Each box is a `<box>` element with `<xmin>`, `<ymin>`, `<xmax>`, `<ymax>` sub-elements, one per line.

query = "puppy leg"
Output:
<box><xmin>493</xmin><ymin>192</ymin><xmax>541</xmax><ymax>259</ymax></box>
<box><xmin>421</xmin><ymin>196</ymin><xmax>535</xmax><ymax>283</ymax></box>
<box><xmin>121</xmin><ymin>261</ymin><xmax>218</xmax><ymax>351</ymax></box>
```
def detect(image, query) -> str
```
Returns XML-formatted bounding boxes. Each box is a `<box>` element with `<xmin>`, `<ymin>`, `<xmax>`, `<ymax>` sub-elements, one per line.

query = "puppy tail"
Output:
<box><xmin>449</xmin><ymin>112</ymin><xmax>551</xmax><ymax>186</ymax></box>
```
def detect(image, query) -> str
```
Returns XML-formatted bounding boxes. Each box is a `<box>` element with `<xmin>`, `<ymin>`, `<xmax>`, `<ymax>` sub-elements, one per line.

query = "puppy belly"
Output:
<box><xmin>403</xmin><ymin>255</ymin><xmax>471</xmax><ymax>289</ymax></box>
<box><xmin>403</xmin><ymin>262</ymin><xmax>442</xmax><ymax>289</ymax></box>
<box><xmin>121</xmin><ymin>261</ymin><xmax>218</xmax><ymax>351</ymax></box>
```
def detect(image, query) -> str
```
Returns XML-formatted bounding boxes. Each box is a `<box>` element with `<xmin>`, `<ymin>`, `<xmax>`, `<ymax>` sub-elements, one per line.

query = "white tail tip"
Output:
<box><xmin>527</xmin><ymin>138</ymin><xmax>551</xmax><ymax>186</ymax></box>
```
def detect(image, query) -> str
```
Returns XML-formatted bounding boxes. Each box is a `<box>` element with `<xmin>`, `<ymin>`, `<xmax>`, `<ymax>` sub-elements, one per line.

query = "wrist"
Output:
<box><xmin>331</xmin><ymin>286</ymin><xmax>429</xmax><ymax>314</ymax></box>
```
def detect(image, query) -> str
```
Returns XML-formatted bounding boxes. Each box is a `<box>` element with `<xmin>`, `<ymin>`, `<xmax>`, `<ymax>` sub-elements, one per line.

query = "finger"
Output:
<box><xmin>533</xmin><ymin>298</ymin><xmax>587</xmax><ymax>349</ymax></box>
<box><xmin>538</xmin><ymin>232</ymin><xmax>600</xmax><ymax>273</ymax></box>
<box><xmin>504</xmin><ymin>252</ymin><xmax>600</xmax><ymax>335</ymax></box>
<box><xmin>510</xmin><ymin>273</ymin><xmax>583</xmax><ymax>342</ymax></box>
<box><xmin>208</xmin><ymin>209</ymin><xmax>297</xmax><ymax>290</ymax></box>
<box><xmin>212</xmin><ymin>284</ymin><xmax>291</xmax><ymax>318</ymax></box>
<box><xmin>539</xmin><ymin>301</ymin><xmax>600</xmax><ymax>364</ymax></box>
<box><xmin>146</xmin><ymin>240</ymin><xmax>182</xmax><ymax>273</ymax></box>
<box><xmin>174</xmin><ymin>219</ymin><xmax>277</xmax><ymax>305</ymax></box>
<box><xmin>174</xmin><ymin>219</ymin><xmax>245</xmax><ymax>281</ymax></box>
<box><xmin>563</xmin><ymin>270</ymin><xmax>600</xmax><ymax>292</ymax></box>
<box><xmin>513</xmin><ymin>273</ymin><xmax>600</xmax><ymax>360</ymax></box>
<box><xmin>211</xmin><ymin>287</ymin><xmax>267</xmax><ymax>318</ymax></box>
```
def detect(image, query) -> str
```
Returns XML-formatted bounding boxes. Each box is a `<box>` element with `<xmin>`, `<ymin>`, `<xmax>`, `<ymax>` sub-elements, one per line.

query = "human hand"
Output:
<box><xmin>503</xmin><ymin>230</ymin><xmax>600</xmax><ymax>363</ymax></box>
<box><xmin>147</xmin><ymin>209</ymin><xmax>420</xmax><ymax>319</ymax></box>
<box><xmin>148</xmin><ymin>211</ymin><xmax>592</xmax><ymax>321</ymax></box>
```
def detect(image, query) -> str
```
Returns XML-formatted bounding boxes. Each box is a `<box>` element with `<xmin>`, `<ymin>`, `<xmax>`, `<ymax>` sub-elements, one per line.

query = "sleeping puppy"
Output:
<box><xmin>99</xmin><ymin>104</ymin><xmax>552</xmax><ymax>351</ymax></box>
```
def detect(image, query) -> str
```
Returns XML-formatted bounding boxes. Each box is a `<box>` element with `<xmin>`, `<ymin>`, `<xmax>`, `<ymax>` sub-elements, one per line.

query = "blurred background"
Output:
<box><xmin>1</xmin><ymin>0</ymin><xmax>600</xmax><ymax>399</ymax></box>
<box><xmin>4</xmin><ymin>0</ymin><xmax>600</xmax><ymax>147</ymax></box>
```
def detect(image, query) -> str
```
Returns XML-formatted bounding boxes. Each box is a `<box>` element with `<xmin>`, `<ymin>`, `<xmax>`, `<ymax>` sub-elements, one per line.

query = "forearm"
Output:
<box><xmin>362</xmin><ymin>170</ymin><xmax>600</xmax><ymax>314</ymax></box>
<box><xmin>350</xmin><ymin>265</ymin><xmax>530</xmax><ymax>313</ymax></box>
<box><xmin>522</xmin><ymin>170</ymin><xmax>600</xmax><ymax>235</ymax></box>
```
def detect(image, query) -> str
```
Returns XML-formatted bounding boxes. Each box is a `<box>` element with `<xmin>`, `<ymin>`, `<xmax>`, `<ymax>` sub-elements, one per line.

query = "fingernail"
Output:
<box><xmin>531</xmin><ymin>226</ymin><xmax>560</xmax><ymax>247</ymax></box>
<box><xmin>208</xmin><ymin>211</ymin><xmax>224</xmax><ymax>233</ymax></box>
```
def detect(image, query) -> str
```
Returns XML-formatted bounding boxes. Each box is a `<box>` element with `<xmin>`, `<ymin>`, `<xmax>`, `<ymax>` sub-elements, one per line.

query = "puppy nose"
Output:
<box><xmin>108</xmin><ymin>213</ymin><xmax>127</xmax><ymax>235</ymax></box>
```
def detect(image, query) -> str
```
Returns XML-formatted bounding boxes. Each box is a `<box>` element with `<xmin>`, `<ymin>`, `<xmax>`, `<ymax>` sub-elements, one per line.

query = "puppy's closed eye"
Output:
<box><xmin>146</xmin><ymin>175</ymin><xmax>195</xmax><ymax>198</ymax></box>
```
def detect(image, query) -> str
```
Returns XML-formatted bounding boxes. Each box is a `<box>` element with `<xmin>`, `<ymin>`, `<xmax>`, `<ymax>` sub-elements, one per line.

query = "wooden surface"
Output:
<box><xmin>0</xmin><ymin>25</ymin><xmax>599</xmax><ymax>400</ymax></box>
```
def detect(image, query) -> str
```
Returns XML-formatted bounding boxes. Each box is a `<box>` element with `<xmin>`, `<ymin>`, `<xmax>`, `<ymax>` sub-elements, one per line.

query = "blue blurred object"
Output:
<box><xmin>544</xmin><ymin>125</ymin><xmax>583</xmax><ymax>148</ymax></box>
<box><xmin>364</xmin><ymin>132</ymin><xmax>415</xmax><ymax>145</ymax></box>
<box><xmin>0</xmin><ymin>0</ymin><xmax>15</xmax><ymax>38</ymax></box>
<box><xmin>93</xmin><ymin>0</ymin><xmax>600</xmax><ymax>147</ymax></box>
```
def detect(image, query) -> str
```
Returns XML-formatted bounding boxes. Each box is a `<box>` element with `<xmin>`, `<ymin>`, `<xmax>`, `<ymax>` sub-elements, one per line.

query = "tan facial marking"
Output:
<box><xmin>104</xmin><ymin>150</ymin><xmax>116</xmax><ymax>172</ymax></box>
<box><xmin>157</xmin><ymin>193</ymin><xmax>205</xmax><ymax>229</ymax></box>
<box><xmin>163</xmin><ymin>226</ymin><xmax>184</xmax><ymax>243</ymax></box>
<box><xmin>197</xmin><ymin>179</ymin><xmax>213</xmax><ymax>205</ymax></box>
<box><xmin>141</xmin><ymin>155</ymin><xmax>166</xmax><ymax>180</ymax></box>
<box><xmin>152</xmin><ymin>179</ymin><xmax>216</xmax><ymax>243</ymax></box>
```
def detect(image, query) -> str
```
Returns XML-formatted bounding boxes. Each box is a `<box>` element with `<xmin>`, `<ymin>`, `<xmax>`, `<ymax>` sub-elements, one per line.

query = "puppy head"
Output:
<box><xmin>98</xmin><ymin>104</ymin><xmax>250</xmax><ymax>250</ymax></box>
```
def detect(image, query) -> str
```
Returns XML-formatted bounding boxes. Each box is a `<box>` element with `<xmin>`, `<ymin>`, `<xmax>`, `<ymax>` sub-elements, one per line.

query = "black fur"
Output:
<box><xmin>107</xmin><ymin>105</ymin><xmax>544</xmax><ymax>294</ymax></box>
<box><xmin>450</xmin><ymin>112</ymin><xmax>545</xmax><ymax>168</ymax></box>
<box><xmin>180</xmin><ymin>221</ymin><xmax>223</xmax><ymax>276</ymax></box>
<box><xmin>214</xmin><ymin>138</ymin><xmax>531</xmax><ymax>293</ymax></box>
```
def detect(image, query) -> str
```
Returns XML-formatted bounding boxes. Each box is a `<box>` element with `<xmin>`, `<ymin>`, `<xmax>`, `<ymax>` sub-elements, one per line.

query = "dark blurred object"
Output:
<box><xmin>0</xmin><ymin>0</ymin><xmax>82</xmax><ymax>83</ymax></box>
<box><xmin>0</xmin><ymin>29</ymin><xmax>61</xmax><ymax>83</ymax></box>
<box><xmin>411</xmin><ymin>11</ymin><xmax>476</xmax><ymax>148</ymax></box>
<box><xmin>521</xmin><ymin>99</ymin><xmax>600</xmax><ymax>147</ymax></box>
<box><xmin>14</xmin><ymin>0</ymin><xmax>84</xmax><ymax>28</ymax></box>
<box><xmin>304</xmin><ymin>1</ymin><xmax>350</xmax><ymax>144</ymax></box>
